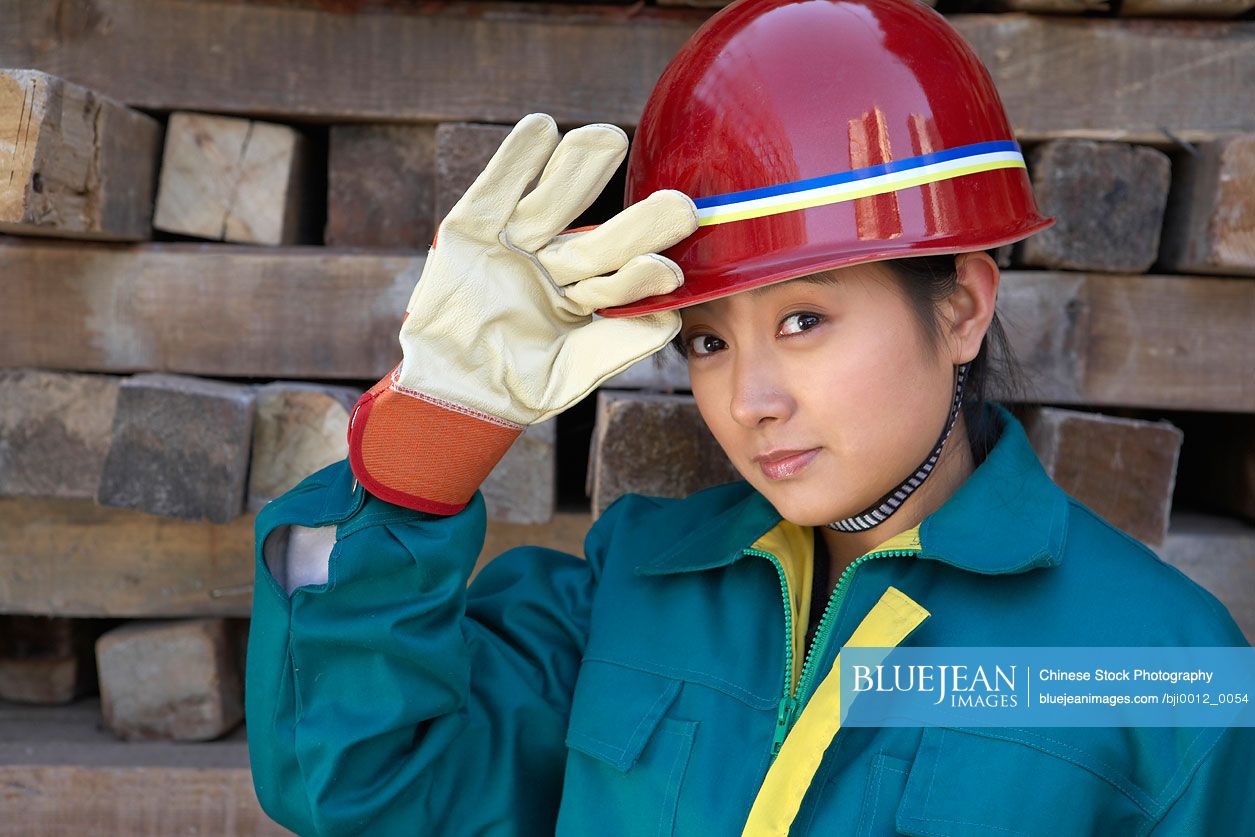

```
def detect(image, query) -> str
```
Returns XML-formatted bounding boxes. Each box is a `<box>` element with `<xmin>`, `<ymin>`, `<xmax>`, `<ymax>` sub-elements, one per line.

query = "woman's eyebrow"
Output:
<box><xmin>746</xmin><ymin>273</ymin><xmax>840</xmax><ymax>299</ymax></box>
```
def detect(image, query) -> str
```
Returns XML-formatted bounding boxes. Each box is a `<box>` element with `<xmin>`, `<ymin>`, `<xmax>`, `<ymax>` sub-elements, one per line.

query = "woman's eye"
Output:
<box><xmin>779</xmin><ymin>312</ymin><xmax>823</xmax><ymax>336</ymax></box>
<box><xmin>687</xmin><ymin>334</ymin><xmax>726</xmax><ymax>356</ymax></box>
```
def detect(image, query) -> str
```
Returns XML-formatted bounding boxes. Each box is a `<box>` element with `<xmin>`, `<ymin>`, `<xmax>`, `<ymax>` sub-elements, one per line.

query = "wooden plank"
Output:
<box><xmin>0</xmin><ymin>765</ymin><xmax>283</xmax><ymax>835</ymax></box>
<box><xmin>985</xmin><ymin>0</ymin><xmax>1110</xmax><ymax>11</ymax></box>
<box><xmin>1157</xmin><ymin>512</ymin><xmax>1255</xmax><ymax>645</ymax></box>
<box><xmin>0</xmin><ymin>698</ymin><xmax>285</xmax><ymax>836</ymax></box>
<box><xmin>2</xmin><ymin>238</ymin><xmax>1252</xmax><ymax>410</ymax></box>
<box><xmin>1121</xmin><ymin>0</ymin><xmax>1254</xmax><ymax>17</ymax></box>
<box><xmin>0</xmin><ymin>0</ymin><xmax>695</xmax><ymax>127</ymax></box>
<box><xmin>0</xmin><ymin>237</ymin><xmax>417</xmax><ymax>379</ymax></box>
<box><xmin>948</xmin><ymin>15</ymin><xmax>1255</xmax><ymax>144</ymax></box>
<box><xmin>474</xmin><ymin>509</ymin><xmax>592</xmax><ymax>581</ymax></box>
<box><xmin>1</xmin><ymin>3</ymin><xmax>1252</xmax><ymax>143</ymax></box>
<box><xmin>0</xmin><ymin>496</ymin><xmax>258</xmax><ymax>617</ymax></box>
<box><xmin>0</xmin><ymin>69</ymin><xmax>160</xmax><ymax>241</ymax></box>
<box><xmin>0</xmin><ymin>491</ymin><xmax>592</xmax><ymax>615</ymax></box>
<box><xmin>996</xmin><ymin>271</ymin><xmax>1255</xmax><ymax>412</ymax></box>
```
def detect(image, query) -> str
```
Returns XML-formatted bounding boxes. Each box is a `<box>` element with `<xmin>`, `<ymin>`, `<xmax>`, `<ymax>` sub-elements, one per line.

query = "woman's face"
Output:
<box><xmin>678</xmin><ymin>261</ymin><xmax>962</xmax><ymax>527</ymax></box>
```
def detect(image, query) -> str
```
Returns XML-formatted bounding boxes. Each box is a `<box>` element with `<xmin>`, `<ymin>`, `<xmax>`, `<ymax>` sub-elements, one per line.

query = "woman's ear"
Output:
<box><xmin>946</xmin><ymin>252</ymin><xmax>1000</xmax><ymax>365</ymax></box>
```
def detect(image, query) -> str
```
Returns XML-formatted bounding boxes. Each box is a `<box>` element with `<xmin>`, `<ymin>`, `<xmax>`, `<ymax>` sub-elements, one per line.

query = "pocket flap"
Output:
<box><xmin>895</xmin><ymin>727</ymin><xmax>1149</xmax><ymax>837</ymax></box>
<box><xmin>565</xmin><ymin>659</ymin><xmax>683</xmax><ymax>772</ymax></box>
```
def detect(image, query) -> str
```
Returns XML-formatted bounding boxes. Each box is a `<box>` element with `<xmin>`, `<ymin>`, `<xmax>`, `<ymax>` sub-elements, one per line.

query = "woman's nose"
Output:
<box><xmin>728</xmin><ymin>356</ymin><xmax>795</xmax><ymax>429</ymax></box>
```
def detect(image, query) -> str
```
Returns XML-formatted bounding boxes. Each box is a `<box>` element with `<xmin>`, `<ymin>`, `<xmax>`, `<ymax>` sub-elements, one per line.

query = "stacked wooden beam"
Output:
<box><xmin>1</xmin><ymin>0</ymin><xmax>1253</xmax><ymax>830</ymax></box>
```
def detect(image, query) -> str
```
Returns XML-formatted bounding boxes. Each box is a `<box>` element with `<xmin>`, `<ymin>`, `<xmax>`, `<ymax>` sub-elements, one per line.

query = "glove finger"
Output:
<box><xmin>561</xmin><ymin>253</ymin><xmax>684</xmax><ymax>317</ymax></box>
<box><xmin>536</xmin><ymin>311</ymin><xmax>682</xmax><ymax>421</ymax></box>
<box><xmin>505</xmin><ymin>123</ymin><xmax>628</xmax><ymax>253</ymax></box>
<box><xmin>439</xmin><ymin>113</ymin><xmax>560</xmax><ymax>242</ymax></box>
<box><xmin>538</xmin><ymin>189</ymin><xmax>698</xmax><ymax>285</ymax></box>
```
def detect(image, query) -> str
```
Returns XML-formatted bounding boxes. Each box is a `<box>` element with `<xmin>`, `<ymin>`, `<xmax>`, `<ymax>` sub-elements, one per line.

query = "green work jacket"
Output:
<box><xmin>246</xmin><ymin>401</ymin><xmax>1254</xmax><ymax>835</ymax></box>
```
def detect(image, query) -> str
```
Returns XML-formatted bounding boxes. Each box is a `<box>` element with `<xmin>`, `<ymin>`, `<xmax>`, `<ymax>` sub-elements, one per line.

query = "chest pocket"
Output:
<box><xmin>862</xmin><ymin>727</ymin><xmax>1151</xmax><ymax>837</ymax></box>
<box><xmin>559</xmin><ymin>658</ymin><xmax>699</xmax><ymax>837</ymax></box>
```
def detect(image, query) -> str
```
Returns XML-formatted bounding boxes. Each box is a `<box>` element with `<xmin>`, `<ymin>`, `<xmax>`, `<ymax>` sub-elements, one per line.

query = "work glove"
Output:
<box><xmin>347</xmin><ymin>113</ymin><xmax>699</xmax><ymax>515</ymax></box>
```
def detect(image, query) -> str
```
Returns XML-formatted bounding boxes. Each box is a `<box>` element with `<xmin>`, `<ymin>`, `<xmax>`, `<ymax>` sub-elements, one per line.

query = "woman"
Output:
<box><xmin>246</xmin><ymin>1</ymin><xmax>1252</xmax><ymax>834</ymax></box>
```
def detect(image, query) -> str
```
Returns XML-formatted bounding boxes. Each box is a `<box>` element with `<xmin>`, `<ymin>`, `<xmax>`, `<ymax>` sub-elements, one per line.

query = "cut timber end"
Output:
<box><xmin>153</xmin><ymin>111</ymin><xmax>312</xmax><ymax>245</ymax></box>
<box><xmin>0</xmin><ymin>68</ymin><xmax>160</xmax><ymax>241</ymax></box>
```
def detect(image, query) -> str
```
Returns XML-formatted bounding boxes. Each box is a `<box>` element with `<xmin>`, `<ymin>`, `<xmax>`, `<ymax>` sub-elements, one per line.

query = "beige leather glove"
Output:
<box><xmin>348</xmin><ymin>113</ymin><xmax>699</xmax><ymax>514</ymax></box>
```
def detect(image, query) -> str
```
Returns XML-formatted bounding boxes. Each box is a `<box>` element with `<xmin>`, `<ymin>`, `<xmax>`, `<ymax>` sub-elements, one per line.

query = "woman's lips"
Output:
<box><xmin>757</xmin><ymin>448</ymin><xmax>820</xmax><ymax>480</ymax></box>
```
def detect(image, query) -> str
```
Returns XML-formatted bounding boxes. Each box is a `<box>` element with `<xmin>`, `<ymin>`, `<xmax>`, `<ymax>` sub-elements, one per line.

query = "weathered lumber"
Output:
<box><xmin>0</xmin><ymin>492</ymin><xmax>592</xmax><ymax>616</ymax></box>
<box><xmin>247</xmin><ymin>381</ymin><xmax>360</xmax><ymax>513</ymax></box>
<box><xmin>0</xmin><ymin>496</ymin><xmax>257</xmax><ymax>617</ymax></box>
<box><xmin>473</xmin><ymin>509</ymin><xmax>592</xmax><ymax>581</ymax></box>
<box><xmin>603</xmin><ymin>345</ymin><xmax>690</xmax><ymax>391</ymax></box>
<box><xmin>1121</xmin><ymin>0</ymin><xmax>1254</xmax><ymax>16</ymax></box>
<box><xmin>481</xmin><ymin>420</ymin><xmax>557</xmax><ymax>525</ymax></box>
<box><xmin>1021</xmin><ymin>407</ymin><xmax>1182</xmax><ymax>546</ymax></box>
<box><xmin>435</xmin><ymin>122</ymin><xmax>512</xmax><ymax>222</ymax></box>
<box><xmin>96</xmin><ymin>374</ymin><xmax>255</xmax><ymax>524</ymax></box>
<box><xmin>2</xmin><ymin>239</ymin><xmax>1252</xmax><ymax>411</ymax></box>
<box><xmin>1</xmin><ymin>4</ymin><xmax>1252</xmax><ymax>143</ymax></box>
<box><xmin>589</xmin><ymin>391</ymin><xmax>739</xmax><ymax>518</ymax></box>
<box><xmin>954</xmin><ymin>16</ymin><xmax>1254</xmax><ymax>146</ymax></box>
<box><xmin>0</xmin><ymin>238</ymin><xmax>419</xmax><ymax>379</ymax></box>
<box><xmin>96</xmin><ymin>618</ymin><xmax>243</xmax><ymax>741</ymax></box>
<box><xmin>249</xmin><ymin>380</ymin><xmax>555</xmax><ymax>523</ymax></box>
<box><xmin>982</xmin><ymin>0</ymin><xmax>1110</xmax><ymax>11</ymax></box>
<box><xmin>326</xmin><ymin>123</ymin><xmax>437</xmax><ymax>248</ymax></box>
<box><xmin>0</xmin><ymin>68</ymin><xmax>160</xmax><ymax>241</ymax></box>
<box><xmin>1160</xmin><ymin>133</ymin><xmax>1255</xmax><ymax>277</ymax></box>
<box><xmin>1157</xmin><ymin>512</ymin><xmax>1255</xmax><ymax>645</ymax></box>
<box><xmin>0</xmin><ymin>369</ymin><xmax>120</xmax><ymax>499</ymax></box>
<box><xmin>1019</xmin><ymin>140</ymin><xmax>1171</xmax><ymax>274</ymax></box>
<box><xmin>996</xmin><ymin>272</ymin><xmax>1253</xmax><ymax>412</ymax></box>
<box><xmin>153</xmin><ymin>112</ymin><xmax>314</xmax><ymax>245</ymax></box>
<box><xmin>656</xmin><ymin>0</ymin><xmax>740</xmax><ymax>7</ymax></box>
<box><xmin>0</xmin><ymin>616</ymin><xmax>113</xmax><ymax>705</ymax></box>
<box><xmin>0</xmin><ymin>698</ymin><xmax>286</xmax><ymax>836</ymax></box>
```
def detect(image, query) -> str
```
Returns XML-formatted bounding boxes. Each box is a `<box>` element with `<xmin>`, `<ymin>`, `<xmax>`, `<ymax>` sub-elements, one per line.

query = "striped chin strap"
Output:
<box><xmin>825</xmin><ymin>361</ymin><xmax>970</xmax><ymax>533</ymax></box>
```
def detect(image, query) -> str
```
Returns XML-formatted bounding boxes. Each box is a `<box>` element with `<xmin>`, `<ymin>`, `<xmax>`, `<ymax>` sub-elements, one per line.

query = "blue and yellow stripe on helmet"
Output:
<box><xmin>693</xmin><ymin>140</ymin><xmax>1027</xmax><ymax>227</ymax></box>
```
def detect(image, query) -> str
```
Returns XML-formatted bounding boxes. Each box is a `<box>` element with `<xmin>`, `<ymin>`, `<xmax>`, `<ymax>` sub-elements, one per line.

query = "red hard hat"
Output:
<box><xmin>598</xmin><ymin>0</ymin><xmax>1053</xmax><ymax>318</ymax></box>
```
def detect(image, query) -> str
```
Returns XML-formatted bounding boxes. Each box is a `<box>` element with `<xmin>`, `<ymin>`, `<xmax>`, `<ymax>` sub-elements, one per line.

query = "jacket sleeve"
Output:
<box><xmin>1146</xmin><ymin>725</ymin><xmax>1255</xmax><ymax>835</ymax></box>
<box><xmin>245</xmin><ymin>456</ymin><xmax>606</xmax><ymax>836</ymax></box>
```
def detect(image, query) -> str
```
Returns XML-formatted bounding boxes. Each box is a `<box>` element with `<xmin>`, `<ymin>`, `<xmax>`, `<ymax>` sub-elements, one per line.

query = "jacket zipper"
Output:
<box><xmin>744</xmin><ymin>546</ymin><xmax>796</xmax><ymax>759</ymax></box>
<box><xmin>748</xmin><ymin>543</ymin><xmax>921</xmax><ymax>763</ymax></box>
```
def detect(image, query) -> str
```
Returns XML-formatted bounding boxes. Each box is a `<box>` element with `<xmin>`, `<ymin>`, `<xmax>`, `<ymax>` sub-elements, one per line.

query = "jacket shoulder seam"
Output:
<box><xmin>1144</xmin><ymin>726</ymin><xmax>1232</xmax><ymax>828</ymax></box>
<box><xmin>1064</xmin><ymin>498</ymin><xmax>1235</xmax><ymax>627</ymax></box>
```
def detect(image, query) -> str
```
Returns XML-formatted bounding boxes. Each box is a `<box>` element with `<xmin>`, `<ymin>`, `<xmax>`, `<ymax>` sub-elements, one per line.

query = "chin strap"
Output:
<box><xmin>825</xmin><ymin>361</ymin><xmax>970</xmax><ymax>533</ymax></box>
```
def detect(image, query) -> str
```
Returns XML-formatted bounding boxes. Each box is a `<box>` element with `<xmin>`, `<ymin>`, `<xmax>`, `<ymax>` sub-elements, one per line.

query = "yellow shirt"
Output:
<box><xmin>748</xmin><ymin>521</ymin><xmax>924</xmax><ymax>694</ymax></box>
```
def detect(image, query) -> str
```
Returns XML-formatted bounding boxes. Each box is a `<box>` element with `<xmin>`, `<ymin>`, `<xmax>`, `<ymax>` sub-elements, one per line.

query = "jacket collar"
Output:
<box><xmin>634</xmin><ymin>401</ymin><xmax>1069</xmax><ymax>577</ymax></box>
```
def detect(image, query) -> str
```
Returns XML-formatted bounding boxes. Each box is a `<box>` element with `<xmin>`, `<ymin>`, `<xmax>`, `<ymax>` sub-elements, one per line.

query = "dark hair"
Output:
<box><xmin>668</xmin><ymin>252</ymin><xmax>1029</xmax><ymax>465</ymax></box>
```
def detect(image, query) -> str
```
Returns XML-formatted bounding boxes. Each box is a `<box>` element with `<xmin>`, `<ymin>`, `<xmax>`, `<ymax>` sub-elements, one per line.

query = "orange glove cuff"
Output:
<box><xmin>347</xmin><ymin>363</ymin><xmax>524</xmax><ymax>515</ymax></box>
